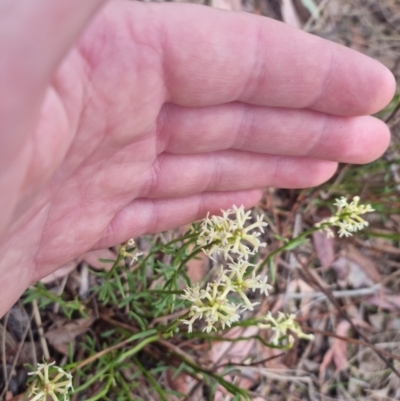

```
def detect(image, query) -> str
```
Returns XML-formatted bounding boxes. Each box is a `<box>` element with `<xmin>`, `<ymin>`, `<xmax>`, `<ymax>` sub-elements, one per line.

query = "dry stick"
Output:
<box><xmin>281</xmin><ymin>283</ymin><xmax>381</xmax><ymax>300</ymax></box>
<box><xmin>385</xmin><ymin>100</ymin><xmax>400</xmax><ymax>124</ymax></box>
<box><xmin>302</xmin><ymin>0</ymin><xmax>331</xmax><ymax>32</ymax></box>
<box><xmin>304</xmin><ymin>327</ymin><xmax>400</xmax><ymax>363</ymax></box>
<box><xmin>74</xmin><ymin>335</ymin><xmax>134</xmax><ymax>371</ymax></box>
<box><xmin>297</xmin><ymin>258</ymin><xmax>400</xmax><ymax>379</ymax></box>
<box><xmin>27</xmin><ymin>318</ymin><xmax>37</xmax><ymax>368</ymax></box>
<box><xmin>216</xmin><ymin>353</ymin><xmax>285</xmax><ymax>369</ymax></box>
<box><xmin>0</xmin><ymin>311</ymin><xmax>33</xmax><ymax>399</ymax></box>
<box><xmin>54</xmin><ymin>274</ymin><xmax>69</xmax><ymax>314</ymax></box>
<box><xmin>32</xmin><ymin>299</ymin><xmax>50</xmax><ymax>360</ymax></box>
<box><xmin>281</xmin><ymin>190</ymin><xmax>307</xmax><ymax>238</ymax></box>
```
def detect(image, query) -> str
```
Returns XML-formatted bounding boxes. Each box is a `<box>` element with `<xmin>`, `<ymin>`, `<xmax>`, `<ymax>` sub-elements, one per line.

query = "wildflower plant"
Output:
<box><xmin>316</xmin><ymin>196</ymin><xmax>374</xmax><ymax>237</ymax></box>
<box><xmin>181</xmin><ymin>197</ymin><xmax>373</xmax><ymax>338</ymax></box>
<box><xmin>21</xmin><ymin>196</ymin><xmax>374</xmax><ymax>400</ymax></box>
<box><xmin>258</xmin><ymin>312</ymin><xmax>314</xmax><ymax>345</ymax></box>
<box><xmin>180</xmin><ymin>205</ymin><xmax>302</xmax><ymax>342</ymax></box>
<box><xmin>27</xmin><ymin>362</ymin><xmax>73</xmax><ymax>401</ymax></box>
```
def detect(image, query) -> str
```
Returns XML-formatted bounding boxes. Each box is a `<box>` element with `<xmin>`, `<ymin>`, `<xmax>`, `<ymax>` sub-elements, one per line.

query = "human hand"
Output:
<box><xmin>0</xmin><ymin>0</ymin><xmax>395</xmax><ymax>316</ymax></box>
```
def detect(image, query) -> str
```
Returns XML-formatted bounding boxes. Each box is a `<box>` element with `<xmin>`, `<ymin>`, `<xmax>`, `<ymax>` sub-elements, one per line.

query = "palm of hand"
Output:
<box><xmin>0</xmin><ymin>1</ymin><xmax>394</xmax><ymax>315</ymax></box>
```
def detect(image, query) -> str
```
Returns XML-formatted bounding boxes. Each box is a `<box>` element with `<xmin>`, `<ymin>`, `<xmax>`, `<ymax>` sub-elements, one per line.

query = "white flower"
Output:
<box><xmin>259</xmin><ymin>312</ymin><xmax>314</xmax><ymax>345</ymax></box>
<box><xmin>27</xmin><ymin>362</ymin><xmax>73</xmax><ymax>401</ymax></box>
<box><xmin>180</xmin><ymin>282</ymin><xmax>240</xmax><ymax>333</ymax></box>
<box><xmin>220</xmin><ymin>260</ymin><xmax>272</xmax><ymax>310</ymax></box>
<box><xmin>120</xmin><ymin>239</ymin><xmax>143</xmax><ymax>265</ymax></box>
<box><xmin>196</xmin><ymin>205</ymin><xmax>267</xmax><ymax>260</ymax></box>
<box><xmin>316</xmin><ymin>196</ymin><xmax>374</xmax><ymax>237</ymax></box>
<box><xmin>180</xmin><ymin>261</ymin><xmax>273</xmax><ymax>331</ymax></box>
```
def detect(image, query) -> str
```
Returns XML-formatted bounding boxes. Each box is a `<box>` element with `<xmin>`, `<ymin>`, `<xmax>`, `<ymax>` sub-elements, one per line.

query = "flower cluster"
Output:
<box><xmin>181</xmin><ymin>259</ymin><xmax>273</xmax><ymax>333</ymax></box>
<box><xmin>180</xmin><ymin>282</ymin><xmax>240</xmax><ymax>333</ymax></box>
<box><xmin>196</xmin><ymin>205</ymin><xmax>267</xmax><ymax>260</ymax></box>
<box><xmin>316</xmin><ymin>196</ymin><xmax>374</xmax><ymax>237</ymax></box>
<box><xmin>27</xmin><ymin>362</ymin><xmax>73</xmax><ymax>401</ymax></box>
<box><xmin>181</xmin><ymin>206</ymin><xmax>271</xmax><ymax>332</ymax></box>
<box><xmin>258</xmin><ymin>312</ymin><xmax>314</xmax><ymax>345</ymax></box>
<box><xmin>220</xmin><ymin>260</ymin><xmax>272</xmax><ymax>310</ymax></box>
<box><xmin>120</xmin><ymin>239</ymin><xmax>143</xmax><ymax>266</ymax></box>
<box><xmin>180</xmin><ymin>204</ymin><xmax>319</xmax><ymax>343</ymax></box>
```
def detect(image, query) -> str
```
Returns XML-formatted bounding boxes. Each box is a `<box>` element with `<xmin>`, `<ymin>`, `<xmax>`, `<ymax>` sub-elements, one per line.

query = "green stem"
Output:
<box><xmin>133</xmin><ymin>357</ymin><xmax>169</xmax><ymax>401</ymax></box>
<box><xmin>185</xmin><ymin>333</ymin><xmax>292</xmax><ymax>350</ymax></box>
<box><xmin>172</xmin><ymin>352</ymin><xmax>250</xmax><ymax>400</ymax></box>
<box><xmin>161</xmin><ymin>312</ymin><xmax>190</xmax><ymax>334</ymax></box>
<box><xmin>105</xmin><ymin>252</ymin><xmax>125</xmax><ymax>280</ymax></box>
<box><xmin>174</xmin><ymin>247</ymin><xmax>204</xmax><ymax>279</ymax></box>
<box><xmin>258</xmin><ymin>226</ymin><xmax>321</xmax><ymax>277</ymax></box>
<box><xmin>84</xmin><ymin>373</ymin><xmax>114</xmax><ymax>401</ymax></box>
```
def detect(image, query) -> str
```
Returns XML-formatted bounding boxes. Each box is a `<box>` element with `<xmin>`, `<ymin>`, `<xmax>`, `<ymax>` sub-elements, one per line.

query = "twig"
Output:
<box><xmin>0</xmin><ymin>309</ymin><xmax>33</xmax><ymax>399</ymax></box>
<box><xmin>304</xmin><ymin>327</ymin><xmax>400</xmax><ymax>363</ymax></box>
<box><xmin>246</xmin><ymin>367</ymin><xmax>318</xmax><ymax>401</ymax></box>
<box><xmin>281</xmin><ymin>283</ymin><xmax>381</xmax><ymax>299</ymax></box>
<box><xmin>216</xmin><ymin>353</ymin><xmax>285</xmax><ymax>369</ymax></box>
<box><xmin>303</xmin><ymin>0</ymin><xmax>331</xmax><ymax>32</ymax></box>
<box><xmin>26</xmin><ymin>308</ymin><xmax>37</xmax><ymax>367</ymax></box>
<box><xmin>54</xmin><ymin>274</ymin><xmax>69</xmax><ymax>314</ymax></box>
<box><xmin>1</xmin><ymin>311</ymin><xmax>9</xmax><ymax>397</ymax></box>
<box><xmin>32</xmin><ymin>299</ymin><xmax>50</xmax><ymax>360</ymax></box>
<box><xmin>298</xmin><ymin>259</ymin><xmax>400</xmax><ymax>379</ymax></box>
<box><xmin>385</xmin><ymin>100</ymin><xmax>400</xmax><ymax>124</ymax></box>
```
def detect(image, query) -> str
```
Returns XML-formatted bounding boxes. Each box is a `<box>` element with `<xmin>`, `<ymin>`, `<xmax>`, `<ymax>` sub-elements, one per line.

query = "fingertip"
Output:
<box><xmin>340</xmin><ymin>116</ymin><xmax>391</xmax><ymax>164</ymax></box>
<box><xmin>368</xmin><ymin>62</ymin><xmax>397</xmax><ymax>114</ymax></box>
<box><xmin>277</xmin><ymin>159</ymin><xmax>338</xmax><ymax>189</ymax></box>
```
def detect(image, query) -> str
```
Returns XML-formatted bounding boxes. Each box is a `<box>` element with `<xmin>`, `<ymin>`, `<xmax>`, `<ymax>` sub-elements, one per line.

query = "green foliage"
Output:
<box><xmin>24</xmin><ymin>195</ymin><xmax>379</xmax><ymax>400</ymax></box>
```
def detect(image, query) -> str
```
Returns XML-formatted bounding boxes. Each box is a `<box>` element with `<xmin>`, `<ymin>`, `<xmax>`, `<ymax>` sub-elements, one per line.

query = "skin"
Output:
<box><xmin>0</xmin><ymin>0</ymin><xmax>395</xmax><ymax>317</ymax></box>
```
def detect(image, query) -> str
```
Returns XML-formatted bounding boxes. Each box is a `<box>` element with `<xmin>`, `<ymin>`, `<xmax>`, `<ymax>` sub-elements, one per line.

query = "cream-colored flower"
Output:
<box><xmin>259</xmin><ymin>312</ymin><xmax>314</xmax><ymax>345</ymax></box>
<box><xmin>120</xmin><ymin>239</ymin><xmax>143</xmax><ymax>265</ymax></box>
<box><xmin>181</xmin><ymin>260</ymin><xmax>273</xmax><ymax>331</ymax></box>
<box><xmin>220</xmin><ymin>260</ymin><xmax>272</xmax><ymax>310</ymax></box>
<box><xmin>27</xmin><ymin>362</ymin><xmax>73</xmax><ymax>401</ymax></box>
<box><xmin>180</xmin><ymin>282</ymin><xmax>240</xmax><ymax>333</ymax></box>
<box><xmin>316</xmin><ymin>196</ymin><xmax>374</xmax><ymax>237</ymax></box>
<box><xmin>197</xmin><ymin>205</ymin><xmax>267</xmax><ymax>260</ymax></box>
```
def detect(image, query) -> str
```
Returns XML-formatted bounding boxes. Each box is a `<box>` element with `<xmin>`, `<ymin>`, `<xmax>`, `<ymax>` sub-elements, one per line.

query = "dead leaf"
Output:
<box><xmin>312</xmin><ymin>231</ymin><xmax>335</xmax><ymax>269</ymax></box>
<box><xmin>320</xmin><ymin>318</ymin><xmax>371</xmax><ymax>385</ymax></box>
<box><xmin>286</xmin><ymin>279</ymin><xmax>315</xmax><ymax>316</ymax></box>
<box><xmin>331</xmin><ymin>255</ymin><xmax>376</xmax><ymax>289</ymax></box>
<box><xmin>165</xmin><ymin>368</ymin><xmax>198</xmax><ymax>400</ymax></box>
<box><xmin>345</xmin><ymin>245</ymin><xmax>382</xmax><ymax>283</ymax></box>
<box><xmin>210</xmin><ymin>326</ymin><xmax>260</xmax><ymax>400</ymax></box>
<box><xmin>45</xmin><ymin>318</ymin><xmax>94</xmax><ymax>355</ymax></box>
<box><xmin>319</xmin><ymin>320</ymin><xmax>350</xmax><ymax>384</ymax></box>
<box><xmin>366</xmin><ymin>294</ymin><xmax>400</xmax><ymax>312</ymax></box>
<box><xmin>332</xmin><ymin>321</ymin><xmax>351</xmax><ymax>371</ymax></box>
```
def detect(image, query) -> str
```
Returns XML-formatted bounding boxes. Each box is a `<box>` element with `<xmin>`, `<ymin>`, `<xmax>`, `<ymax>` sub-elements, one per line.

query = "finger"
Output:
<box><xmin>158</xmin><ymin>103</ymin><xmax>391</xmax><ymax>164</ymax></box>
<box><xmin>97</xmin><ymin>189</ymin><xmax>263</xmax><ymax>248</ymax></box>
<box><xmin>127</xmin><ymin>2</ymin><xmax>396</xmax><ymax>115</ymax></box>
<box><xmin>137</xmin><ymin>151</ymin><xmax>337</xmax><ymax>199</ymax></box>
